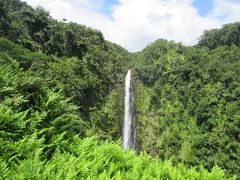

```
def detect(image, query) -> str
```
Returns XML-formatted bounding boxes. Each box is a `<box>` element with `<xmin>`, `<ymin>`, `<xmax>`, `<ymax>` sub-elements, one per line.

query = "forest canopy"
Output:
<box><xmin>0</xmin><ymin>0</ymin><xmax>239</xmax><ymax>179</ymax></box>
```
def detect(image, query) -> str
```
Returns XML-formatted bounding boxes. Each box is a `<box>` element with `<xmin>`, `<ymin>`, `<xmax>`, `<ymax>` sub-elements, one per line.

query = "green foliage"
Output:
<box><xmin>134</xmin><ymin>35</ymin><xmax>240</xmax><ymax>177</ymax></box>
<box><xmin>0</xmin><ymin>34</ymin><xmax>128</xmax><ymax>133</ymax></box>
<box><xmin>90</xmin><ymin>87</ymin><xmax>124</xmax><ymax>139</ymax></box>
<box><xmin>0</xmin><ymin>37</ymin><xmax>51</xmax><ymax>69</ymax></box>
<box><xmin>0</xmin><ymin>0</ymin><xmax>239</xmax><ymax>178</ymax></box>
<box><xmin>0</xmin><ymin>60</ymin><xmax>86</xmax><ymax>161</ymax></box>
<box><xmin>0</xmin><ymin>0</ymin><xmax>130</xmax><ymax>134</ymax></box>
<box><xmin>1</xmin><ymin>137</ymin><xmax>233</xmax><ymax>180</ymax></box>
<box><xmin>198</xmin><ymin>22</ymin><xmax>240</xmax><ymax>50</ymax></box>
<box><xmin>0</xmin><ymin>0</ymin><xmax>106</xmax><ymax>57</ymax></box>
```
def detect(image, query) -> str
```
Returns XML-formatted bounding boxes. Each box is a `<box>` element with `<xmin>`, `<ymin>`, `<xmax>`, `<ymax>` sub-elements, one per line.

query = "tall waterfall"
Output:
<box><xmin>123</xmin><ymin>69</ymin><xmax>136</xmax><ymax>150</ymax></box>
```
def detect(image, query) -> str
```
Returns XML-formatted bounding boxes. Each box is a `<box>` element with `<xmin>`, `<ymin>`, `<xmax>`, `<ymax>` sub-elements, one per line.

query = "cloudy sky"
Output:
<box><xmin>23</xmin><ymin>0</ymin><xmax>240</xmax><ymax>52</ymax></box>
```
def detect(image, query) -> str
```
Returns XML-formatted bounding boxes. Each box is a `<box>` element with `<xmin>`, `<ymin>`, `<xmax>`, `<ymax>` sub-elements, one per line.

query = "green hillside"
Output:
<box><xmin>133</xmin><ymin>38</ymin><xmax>240</xmax><ymax>177</ymax></box>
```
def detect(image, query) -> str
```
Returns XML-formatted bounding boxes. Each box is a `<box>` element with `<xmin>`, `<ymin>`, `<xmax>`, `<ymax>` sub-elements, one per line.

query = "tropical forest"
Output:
<box><xmin>0</xmin><ymin>0</ymin><xmax>239</xmax><ymax>179</ymax></box>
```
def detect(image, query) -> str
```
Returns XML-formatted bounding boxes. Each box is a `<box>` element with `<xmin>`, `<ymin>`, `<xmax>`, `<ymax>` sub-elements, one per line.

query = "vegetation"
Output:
<box><xmin>134</xmin><ymin>36</ymin><xmax>240</xmax><ymax>177</ymax></box>
<box><xmin>0</xmin><ymin>0</ymin><xmax>239</xmax><ymax>179</ymax></box>
<box><xmin>198</xmin><ymin>22</ymin><xmax>240</xmax><ymax>50</ymax></box>
<box><xmin>1</xmin><ymin>137</ymin><xmax>232</xmax><ymax>180</ymax></box>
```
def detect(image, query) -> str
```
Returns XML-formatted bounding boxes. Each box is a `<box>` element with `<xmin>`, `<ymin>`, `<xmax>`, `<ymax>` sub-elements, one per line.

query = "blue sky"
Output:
<box><xmin>101</xmin><ymin>0</ymin><xmax>214</xmax><ymax>17</ymax></box>
<box><xmin>192</xmin><ymin>0</ymin><xmax>213</xmax><ymax>16</ymax></box>
<box><xmin>100</xmin><ymin>0</ymin><xmax>119</xmax><ymax>15</ymax></box>
<box><xmin>24</xmin><ymin>0</ymin><xmax>240</xmax><ymax>51</ymax></box>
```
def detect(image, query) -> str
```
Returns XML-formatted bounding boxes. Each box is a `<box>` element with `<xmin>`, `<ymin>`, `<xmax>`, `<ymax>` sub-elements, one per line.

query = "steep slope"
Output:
<box><xmin>0</xmin><ymin>0</ymin><xmax>132</xmax><ymax>125</ymax></box>
<box><xmin>133</xmin><ymin>26</ymin><xmax>240</xmax><ymax>177</ymax></box>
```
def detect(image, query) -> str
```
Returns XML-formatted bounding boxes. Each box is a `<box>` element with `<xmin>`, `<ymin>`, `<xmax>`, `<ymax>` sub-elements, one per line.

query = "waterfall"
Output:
<box><xmin>123</xmin><ymin>69</ymin><xmax>136</xmax><ymax>150</ymax></box>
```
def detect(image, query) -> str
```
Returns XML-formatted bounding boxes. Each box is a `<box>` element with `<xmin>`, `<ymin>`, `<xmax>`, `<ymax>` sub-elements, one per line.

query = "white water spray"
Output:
<box><xmin>123</xmin><ymin>69</ymin><xmax>136</xmax><ymax>150</ymax></box>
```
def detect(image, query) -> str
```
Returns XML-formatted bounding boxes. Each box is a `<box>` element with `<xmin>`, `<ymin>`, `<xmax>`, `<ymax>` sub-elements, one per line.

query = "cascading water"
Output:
<box><xmin>123</xmin><ymin>69</ymin><xmax>136</xmax><ymax>150</ymax></box>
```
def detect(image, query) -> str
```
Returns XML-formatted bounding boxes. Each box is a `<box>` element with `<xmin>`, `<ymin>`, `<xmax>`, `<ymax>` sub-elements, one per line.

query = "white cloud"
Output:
<box><xmin>23</xmin><ymin>0</ymin><xmax>240</xmax><ymax>52</ymax></box>
<box><xmin>209</xmin><ymin>0</ymin><xmax>240</xmax><ymax>23</ymax></box>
